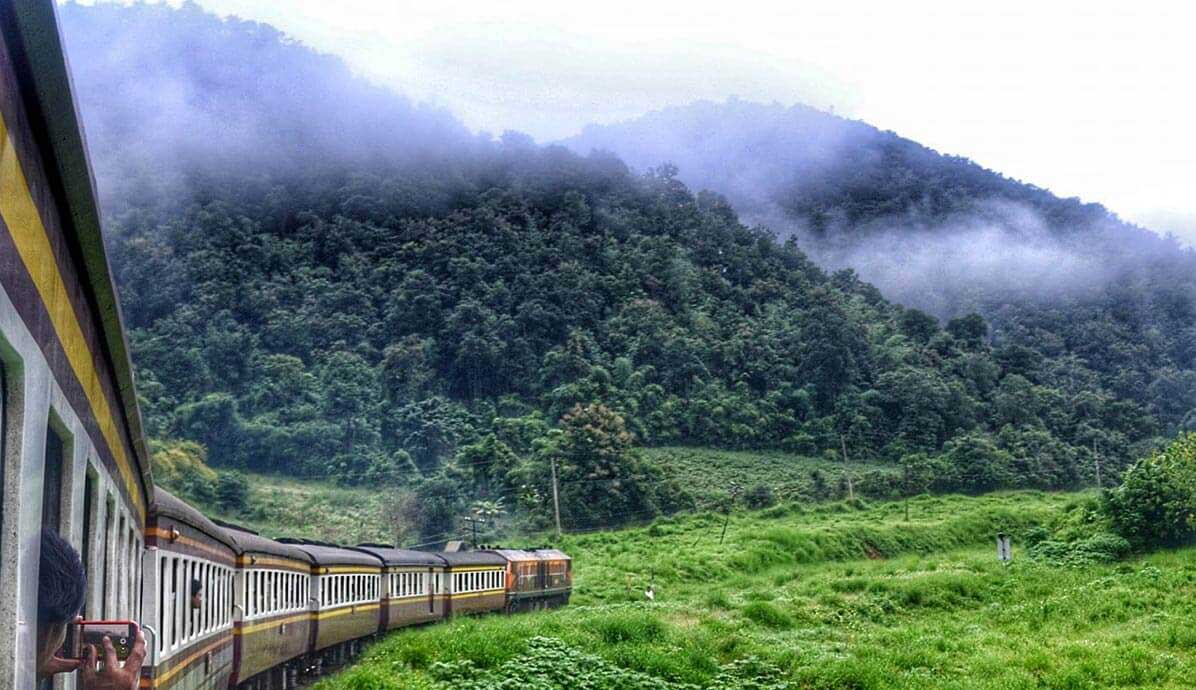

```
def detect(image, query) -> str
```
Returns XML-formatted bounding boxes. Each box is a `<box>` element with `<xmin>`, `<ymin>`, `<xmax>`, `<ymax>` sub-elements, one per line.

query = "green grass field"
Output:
<box><xmin>225</xmin><ymin>446</ymin><xmax>893</xmax><ymax>544</ymax></box>
<box><xmin>643</xmin><ymin>446</ymin><xmax>899</xmax><ymax>505</ymax></box>
<box><xmin>308</xmin><ymin>490</ymin><xmax>1196</xmax><ymax>689</ymax></box>
<box><xmin>210</xmin><ymin>472</ymin><xmax>394</xmax><ymax>543</ymax></box>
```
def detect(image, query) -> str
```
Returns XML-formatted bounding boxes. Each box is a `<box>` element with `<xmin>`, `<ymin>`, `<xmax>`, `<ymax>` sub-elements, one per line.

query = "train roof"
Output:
<box><xmin>437</xmin><ymin>550</ymin><xmax>508</xmax><ymax>567</ymax></box>
<box><xmin>533</xmin><ymin>549</ymin><xmax>571</xmax><ymax>561</ymax></box>
<box><xmin>280</xmin><ymin>541</ymin><xmax>381</xmax><ymax>569</ymax></box>
<box><xmin>150</xmin><ymin>489</ymin><xmax>239</xmax><ymax>551</ymax></box>
<box><xmin>489</xmin><ymin>549</ymin><xmax>541</xmax><ymax>563</ymax></box>
<box><xmin>350</xmin><ymin>545</ymin><xmax>446</xmax><ymax>567</ymax></box>
<box><xmin>215</xmin><ymin>521</ymin><xmax>313</xmax><ymax>564</ymax></box>
<box><xmin>5</xmin><ymin>0</ymin><xmax>153</xmax><ymax>519</ymax></box>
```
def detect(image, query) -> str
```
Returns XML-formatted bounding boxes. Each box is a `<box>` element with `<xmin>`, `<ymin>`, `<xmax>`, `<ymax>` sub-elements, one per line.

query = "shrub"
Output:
<box><xmin>1104</xmin><ymin>433</ymin><xmax>1196</xmax><ymax>549</ymax></box>
<box><xmin>215</xmin><ymin>471</ymin><xmax>250</xmax><ymax>512</ymax></box>
<box><xmin>1028</xmin><ymin>533</ymin><xmax>1131</xmax><ymax>566</ymax></box>
<box><xmin>586</xmin><ymin>612</ymin><xmax>666</xmax><ymax>645</ymax></box>
<box><xmin>743</xmin><ymin>484</ymin><xmax>776</xmax><ymax>510</ymax></box>
<box><xmin>741</xmin><ymin>601</ymin><xmax>793</xmax><ymax>629</ymax></box>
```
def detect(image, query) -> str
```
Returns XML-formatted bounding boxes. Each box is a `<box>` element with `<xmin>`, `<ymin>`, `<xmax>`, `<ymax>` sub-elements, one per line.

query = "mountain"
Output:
<box><xmin>57</xmin><ymin>3</ymin><xmax>1192</xmax><ymax>531</ymax></box>
<box><xmin>59</xmin><ymin>1</ymin><xmax>477</xmax><ymax>212</ymax></box>
<box><xmin>562</xmin><ymin>99</ymin><xmax>1191</xmax><ymax>312</ymax></box>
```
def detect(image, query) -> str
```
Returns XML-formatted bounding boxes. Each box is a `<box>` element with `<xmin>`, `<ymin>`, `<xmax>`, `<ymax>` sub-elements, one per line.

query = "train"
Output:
<box><xmin>0</xmin><ymin>3</ymin><xmax>570</xmax><ymax>689</ymax></box>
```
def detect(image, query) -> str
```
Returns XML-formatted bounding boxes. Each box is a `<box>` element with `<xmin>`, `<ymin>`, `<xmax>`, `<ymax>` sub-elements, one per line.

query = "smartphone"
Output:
<box><xmin>64</xmin><ymin>621</ymin><xmax>139</xmax><ymax>661</ymax></box>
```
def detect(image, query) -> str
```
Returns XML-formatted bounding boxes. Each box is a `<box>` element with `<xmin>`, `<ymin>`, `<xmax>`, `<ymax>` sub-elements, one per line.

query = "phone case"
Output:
<box><xmin>66</xmin><ymin>621</ymin><xmax>139</xmax><ymax>660</ymax></box>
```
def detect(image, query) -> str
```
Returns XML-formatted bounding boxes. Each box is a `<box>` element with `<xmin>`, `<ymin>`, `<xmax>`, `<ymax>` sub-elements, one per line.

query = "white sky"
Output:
<box><xmin>71</xmin><ymin>0</ymin><xmax>1196</xmax><ymax>241</ymax></box>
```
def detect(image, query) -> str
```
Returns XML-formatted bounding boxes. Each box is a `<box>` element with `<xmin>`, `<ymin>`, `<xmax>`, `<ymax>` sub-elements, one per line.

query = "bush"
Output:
<box><xmin>741</xmin><ymin>601</ymin><xmax>793</xmax><ymax>629</ymax></box>
<box><xmin>1104</xmin><ymin>433</ymin><xmax>1196</xmax><ymax>549</ymax></box>
<box><xmin>743</xmin><ymin>484</ymin><xmax>776</xmax><ymax>510</ymax></box>
<box><xmin>1028</xmin><ymin>532</ymin><xmax>1131</xmax><ymax>566</ymax></box>
<box><xmin>215</xmin><ymin>471</ymin><xmax>250</xmax><ymax>512</ymax></box>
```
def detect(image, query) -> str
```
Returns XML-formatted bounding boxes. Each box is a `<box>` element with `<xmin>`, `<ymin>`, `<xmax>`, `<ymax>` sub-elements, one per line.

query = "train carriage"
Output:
<box><xmin>493</xmin><ymin>549</ymin><xmax>573</xmax><ymax>612</ymax></box>
<box><xmin>0</xmin><ymin>3</ymin><xmax>154</xmax><ymax>688</ymax></box>
<box><xmin>492</xmin><ymin>549</ymin><xmax>542</xmax><ymax>613</ymax></box>
<box><xmin>142</xmin><ymin>490</ymin><xmax>238</xmax><ymax>690</ymax></box>
<box><xmin>533</xmin><ymin>549</ymin><xmax>572</xmax><ymax>609</ymax></box>
<box><xmin>439</xmin><ymin>551</ymin><xmax>507</xmax><ymax>617</ymax></box>
<box><xmin>350</xmin><ymin>545</ymin><xmax>446</xmax><ymax>632</ymax></box>
<box><xmin>279</xmin><ymin>540</ymin><xmax>380</xmax><ymax>671</ymax></box>
<box><xmin>217</xmin><ymin>523</ymin><xmax>314</xmax><ymax>690</ymax></box>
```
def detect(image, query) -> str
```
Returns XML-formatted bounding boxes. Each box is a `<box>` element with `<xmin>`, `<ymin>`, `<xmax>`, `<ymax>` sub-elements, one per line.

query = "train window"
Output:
<box><xmin>185</xmin><ymin>559</ymin><xmax>193</xmax><ymax>640</ymax></box>
<box><xmin>81</xmin><ymin>467</ymin><xmax>98</xmax><ymax>614</ymax></box>
<box><xmin>169</xmin><ymin>556</ymin><xmax>179</xmax><ymax>649</ymax></box>
<box><xmin>118</xmin><ymin>513</ymin><xmax>129</xmax><ymax>616</ymax></box>
<box><xmin>41</xmin><ymin>421</ymin><xmax>66</xmax><ymax>532</ymax></box>
<box><xmin>130</xmin><ymin>530</ymin><xmax>140</xmax><ymax>621</ymax></box>
<box><xmin>157</xmin><ymin>556</ymin><xmax>166</xmax><ymax>654</ymax></box>
<box><xmin>101</xmin><ymin>495</ymin><xmax>114</xmax><ymax>617</ymax></box>
<box><xmin>205</xmin><ymin>563</ymin><xmax>213</xmax><ymax>633</ymax></box>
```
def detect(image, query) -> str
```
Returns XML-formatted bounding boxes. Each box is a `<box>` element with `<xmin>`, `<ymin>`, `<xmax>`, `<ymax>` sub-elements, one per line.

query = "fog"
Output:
<box><xmin>564</xmin><ymin>100</ymin><xmax>1190</xmax><ymax>317</ymax></box>
<box><xmin>59</xmin><ymin>2</ymin><xmax>477</xmax><ymax>209</ymax></box>
<box><xmin>59</xmin><ymin>2</ymin><xmax>1193</xmax><ymax>320</ymax></box>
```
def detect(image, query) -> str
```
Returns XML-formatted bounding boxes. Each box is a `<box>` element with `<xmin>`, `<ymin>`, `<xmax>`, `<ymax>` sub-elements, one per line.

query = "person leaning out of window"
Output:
<box><xmin>36</xmin><ymin>529</ymin><xmax>147</xmax><ymax>690</ymax></box>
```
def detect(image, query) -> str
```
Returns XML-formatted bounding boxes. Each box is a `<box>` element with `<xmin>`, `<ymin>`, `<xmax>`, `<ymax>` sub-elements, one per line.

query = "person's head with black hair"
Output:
<box><xmin>37</xmin><ymin>528</ymin><xmax>86</xmax><ymax>678</ymax></box>
<box><xmin>191</xmin><ymin>578</ymin><xmax>203</xmax><ymax>610</ymax></box>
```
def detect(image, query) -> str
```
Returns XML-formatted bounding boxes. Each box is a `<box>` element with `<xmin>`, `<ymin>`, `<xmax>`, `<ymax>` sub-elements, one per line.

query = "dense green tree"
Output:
<box><xmin>1104</xmin><ymin>433</ymin><xmax>1196</xmax><ymax>549</ymax></box>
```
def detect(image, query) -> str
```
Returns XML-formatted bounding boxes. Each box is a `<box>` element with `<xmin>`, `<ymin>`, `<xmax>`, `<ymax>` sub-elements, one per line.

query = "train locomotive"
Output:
<box><xmin>0</xmin><ymin>3</ymin><xmax>571</xmax><ymax>689</ymax></box>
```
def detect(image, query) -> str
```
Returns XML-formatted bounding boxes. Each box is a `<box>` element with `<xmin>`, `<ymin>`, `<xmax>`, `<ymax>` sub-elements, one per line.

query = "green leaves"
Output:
<box><xmin>1105</xmin><ymin>432</ymin><xmax>1196</xmax><ymax>549</ymax></box>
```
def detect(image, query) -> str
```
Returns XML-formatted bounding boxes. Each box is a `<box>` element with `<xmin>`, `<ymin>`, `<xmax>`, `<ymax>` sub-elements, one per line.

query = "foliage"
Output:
<box><xmin>150</xmin><ymin>439</ymin><xmax>218</xmax><ymax>505</ymax></box>
<box><xmin>215</xmin><ymin>471</ymin><xmax>250</xmax><ymax>512</ymax></box>
<box><xmin>742</xmin><ymin>484</ymin><xmax>776</xmax><ymax>510</ymax></box>
<box><xmin>99</xmin><ymin>131</ymin><xmax>1171</xmax><ymax>528</ymax></box>
<box><xmin>311</xmin><ymin>491</ymin><xmax>1196</xmax><ymax>689</ymax></box>
<box><xmin>1104</xmin><ymin>432</ymin><xmax>1196</xmax><ymax>549</ymax></box>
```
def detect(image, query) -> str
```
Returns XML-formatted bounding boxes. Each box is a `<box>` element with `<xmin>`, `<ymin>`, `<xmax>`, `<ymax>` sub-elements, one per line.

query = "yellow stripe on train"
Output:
<box><xmin>0</xmin><ymin>114</ymin><xmax>143</xmax><ymax>518</ymax></box>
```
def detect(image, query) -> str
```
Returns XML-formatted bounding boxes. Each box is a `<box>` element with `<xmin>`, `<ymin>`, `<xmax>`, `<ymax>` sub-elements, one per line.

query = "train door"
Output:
<box><xmin>427</xmin><ymin>568</ymin><xmax>434</xmax><ymax>614</ymax></box>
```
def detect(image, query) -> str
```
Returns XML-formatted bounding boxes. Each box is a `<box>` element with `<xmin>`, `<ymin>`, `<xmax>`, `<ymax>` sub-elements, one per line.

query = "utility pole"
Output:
<box><xmin>462</xmin><ymin>516</ymin><xmax>485</xmax><ymax>548</ymax></box>
<box><xmin>550</xmin><ymin>455</ymin><xmax>562</xmax><ymax>539</ymax></box>
<box><xmin>719</xmin><ymin>483</ymin><xmax>741</xmax><ymax>545</ymax></box>
<box><xmin>903</xmin><ymin>458</ymin><xmax>911</xmax><ymax>522</ymax></box>
<box><xmin>1092</xmin><ymin>439</ymin><xmax>1103</xmax><ymax>490</ymax></box>
<box><xmin>840</xmin><ymin>433</ymin><xmax>855</xmax><ymax>501</ymax></box>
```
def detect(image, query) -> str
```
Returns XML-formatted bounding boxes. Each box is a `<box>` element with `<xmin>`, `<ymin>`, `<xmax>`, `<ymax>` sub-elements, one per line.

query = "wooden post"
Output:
<box><xmin>840</xmin><ymin>434</ymin><xmax>855</xmax><ymax>501</ymax></box>
<box><xmin>550</xmin><ymin>456</ymin><xmax>563</xmax><ymax>538</ymax></box>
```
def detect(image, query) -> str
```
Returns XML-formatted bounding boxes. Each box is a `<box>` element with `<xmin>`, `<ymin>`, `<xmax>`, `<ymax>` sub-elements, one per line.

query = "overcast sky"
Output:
<box><xmin>70</xmin><ymin>0</ymin><xmax>1196</xmax><ymax>242</ymax></box>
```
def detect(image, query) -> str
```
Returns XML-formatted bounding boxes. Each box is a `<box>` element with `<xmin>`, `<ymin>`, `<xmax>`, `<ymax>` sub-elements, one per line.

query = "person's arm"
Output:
<box><xmin>40</xmin><ymin>655</ymin><xmax>83</xmax><ymax>677</ymax></box>
<box><xmin>79</xmin><ymin>630</ymin><xmax>146</xmax><ymax>690</ymax></box>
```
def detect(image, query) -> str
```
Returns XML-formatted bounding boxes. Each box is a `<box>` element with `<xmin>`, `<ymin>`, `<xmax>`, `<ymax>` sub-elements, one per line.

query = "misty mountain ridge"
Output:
<box><xmin>60</xmin><ymin>1</ymin><xmax>478</xmax><ymax>211</ymax></box>
<box><xmin>57</xmin><ymin>0</ymin><xmax>1196</xmax><ymax>480</ymax></box>
<box><xmin>62</xmin><ymin>1</ymin><xmax>1191</xmax><ymax>323</ymax></box>
<box><xmin>563</xmin><ymin>99</ymin><xmax>1192</xmax><ymax>315</ymax></box>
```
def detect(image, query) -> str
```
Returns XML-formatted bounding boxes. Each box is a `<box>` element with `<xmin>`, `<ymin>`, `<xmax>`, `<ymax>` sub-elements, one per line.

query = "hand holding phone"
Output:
<box><xmin>79</xmin><ymin>626</ymin><xmax>147</xmax><ymax>690</ymax></box>
<box><xmin>65</xmin><ymin>621</ymin><xmax>139</xmax><ymax>660</ymax></box>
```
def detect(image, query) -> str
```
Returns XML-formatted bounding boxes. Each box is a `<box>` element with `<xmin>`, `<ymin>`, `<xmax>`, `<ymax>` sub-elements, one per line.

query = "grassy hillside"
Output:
<box><xmin>643</xmin><ymin>446</ymin><xmax>900</xmax><ymax>505</ymax></box>
<box><xmin>213</xmin><ymin>448</ymin><xmax>897</xmax><ymax>546</ymax></box>
<box><xmin>202</xmin><ymin>472</ymin><xmax>393</xmax><ymax>544</ymax></box>
<box><xmin>301</xmin><ymin>490</ymin><xmax>1196</xmax><ymax>689</ymax></box>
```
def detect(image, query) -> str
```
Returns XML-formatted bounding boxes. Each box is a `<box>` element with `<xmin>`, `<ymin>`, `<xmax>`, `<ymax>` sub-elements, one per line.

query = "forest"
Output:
<box><xmin>60</xmin><ymin>3</ymin><xmax>1196</xmax><ymax>541</ymax></box>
